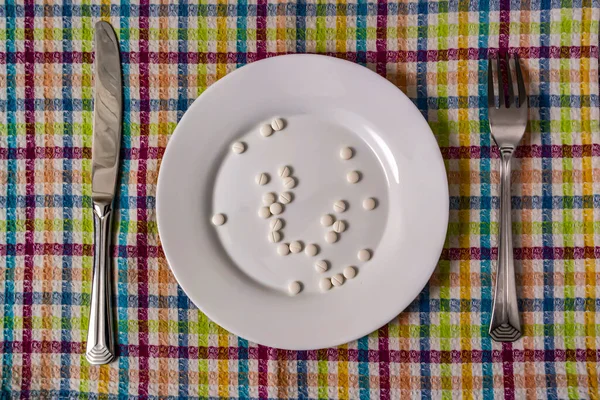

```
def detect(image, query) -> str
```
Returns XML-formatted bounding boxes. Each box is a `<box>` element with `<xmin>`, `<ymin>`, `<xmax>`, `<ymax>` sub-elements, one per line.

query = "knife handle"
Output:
<box><xmin>86</xmin><ymin>202</ymin><xmax>116</xmax><ymax>365</ymax></box>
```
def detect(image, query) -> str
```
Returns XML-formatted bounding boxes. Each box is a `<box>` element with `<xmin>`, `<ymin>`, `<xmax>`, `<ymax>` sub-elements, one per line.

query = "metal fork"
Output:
<box><xmin>487</xmin><ymin>53</ymin><xmax>528</xmax><ymax>342</ymax></box>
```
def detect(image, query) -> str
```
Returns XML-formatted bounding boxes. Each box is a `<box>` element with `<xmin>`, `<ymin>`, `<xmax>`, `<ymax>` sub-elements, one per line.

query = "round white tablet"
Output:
<box><xmin>289</xmin><ymin>241</ymin><xmax>302</xmax><ymax>253</ymax></box>
<box><xmin>333</xmin><ymin>200</ymin><xmax>346</xmax><ymax>213</ymax></box>
<box><xmin>340</xmin><ymin>146</ymin><xmax>353</xmax><ymax>160</ymax></box>
<box><xmin>278</xmin><ymin>165</ymin><xmax>291</xmax><ymax>178</ymax></box>
<box><xmin>331</xmin><ymin>274</ymin><xmax>345</xmax><ymax>287</ymax></box>
<box><xmin>283</xmin><ymin>176</ymin><xmax>296</xmax><ymax>189</ymax></box>
<box><xmin>320</xmin><ymin>214</ymin><xmax>335</xmax><ymax>227</ymax></box>
<box><xmin>288</xmin><ymin>281</ymin><xmax>302</xmax><ymax>296</ymax></box>
<box><xmin>269</xmin><ymin>202</ymin><xmax>284</xmax><ymax>215</ymax></box>
<box><xmin>211</xmin><ymin>213</ymin><xmax>226</xmax><ymax>226</ymax></box>
<box><xmin>258</xmin><ymin>207</ymin><xmax>271</xmax><ymax>219</ymax></box>
<box><xmin>346</xmin><ymin>171</ymin><xmax>360</xmax><ymax>184</ymax></box>
<box><xmin>325</xmin><ymin>231</ymin><xmax>338</xmax><ymax>244</ymax></box>
<box><xmin>357</xmin><ymin>249</ymin><xmax>372</xmax><ymax>261</ymax></box>
<box><xmin>304</xmin><ymin>244</ymin><xmax>318</xmax><ymax>257</ymax></box>
<box><xmin>277</xmin><ymin>243</ymin><xmax>290</xmax><ymax>256</ymax></box>
<box><xmin>262</xmin><ymin>192</ymin><xmax>276</xmax><ymax>206</ymax></box>
<box><xmin>319</xmin><ymin>278</ymin><xmax>332</xmax><ymax>291</ymax></box>
<box><xmin>332</xmin><ymin>220</ymin><xmax>346</xmax><ymax>233</ymax></box>
<box><xmin>256</xmin><ymin>173</ymin><xmax>269</xmax><ymax>186</ymax></box>
<box><xmin>314</xmin><ymin>260</ymin><xmax>329</xmax><ymax>273</ymax></box>
<box><xmin>231</xmin><ymin>141</ymin><xmax>246</xmax><ymax>154</ymax></box>
<box><xmin>363</xmin><ymin>197</ymin><xmax>377</xmax><ymax>210</ymax></box>
<box><xmin>343</xmin><ymin>266</ymin><xmax>357</xmax><ymax>279</ymax></box>
<box><xmin>271</xmin><ymin>118</ymin><xmax>285</xmax><ymax>131</ymax></box>
<box><xmin>278</xmin><ymin>192</ymin><xmax>293</xmax><ymax>204</ymax></box>
<box><xmin>268</xmin><ymin>231</ymin><xmax>282</xmax><ymax>243</ymax></box>
<box><xmin>260</xmin><ymin>124</ymin><xmax>273</xmax><ymax>137</ymax></box>
<box><xmin>270</xmin><ymin>218</ymin><xmax>283</xmax><ymax>231</ymax></box>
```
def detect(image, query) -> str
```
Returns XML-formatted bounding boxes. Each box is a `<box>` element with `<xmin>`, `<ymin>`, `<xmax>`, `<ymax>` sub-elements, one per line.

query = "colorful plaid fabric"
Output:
<box><xmin>1</xmin><ymin>0</ymin><xmax>599</xmax><ymax>398</ymax></box>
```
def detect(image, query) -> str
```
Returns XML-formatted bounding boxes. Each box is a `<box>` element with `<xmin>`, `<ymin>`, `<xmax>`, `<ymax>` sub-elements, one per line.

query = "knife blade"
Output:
<box><xmin>86</xmin><ymin>20</ymin><xmax>122</xmax><ymax>365</ymax></box>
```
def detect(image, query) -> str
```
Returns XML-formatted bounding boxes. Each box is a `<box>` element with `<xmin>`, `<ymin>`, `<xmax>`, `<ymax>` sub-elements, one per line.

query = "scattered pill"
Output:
<box><xmin>347</xmin><ymin>171</ymin><xmax>360</xmax><ymax>184</ymax></box>
<box><xmin>268</xmin><ymin>231</ymin><xmax>282</xmax><ymax>243</ymax></box>
<box><xmin>270</xmin><ymin>218</ymin><xmax>283</xmax><ymax>231</ymax></box>
<box><xmin>211</xmin><ymin>213</ymin><xmax>226</xmax><ymax>226</ymax></box>
<box><xmin>231</xmin><ymin>142</ymin><xmax>246</xmax><ymax>154</ymax></box>
<box><xmin>289</xmin><ymin>241</ymin><xmax>302</xmax><ymax>253</ymax></box>
<box><xmin>333</xmin><ymin>200</ymin><xmax>347</xmax><ymax>213</ymax></box>
<box><xmin>325</xmin><ymin>231</ymin><xmax>338</xmax><ymax>244</ymax></box>
<box><xmin>283</xmin><ymin>176</ymin><xmax>296</xmax><ymax>189</ymax></box>
<box><xmin>331</xmin><ymin>274</ymin><xmax>345</xmax><ymax>287</ymax></box>
<box><xmin>258</xmin><ymin>207</ymin><xmax>271</xmax><ymax>219</ymax></box>
<box><xmin>343</xmin><ymin>266</ymin><xmax>357</xmax><ymax>279</ymax></box>
<box><xmin>320</xmin><ymin>214</ymin><xmax>335</xmax><ymax>227</ymax></box>
<box><xmin>288</xmin><ymin>281</ymin><xmax>302</xmax><ymax>295</ymax></box>
<box><xmin>315</xmin><ymin>260</ymin><xmax>329</xmax><ymax>273</ymax></box>
<box><xmin>319</xmin><ymin>278</ymin><xmax>332</xmax><ymax>291</ymax></box>
<box><xmin>256</xmin><ymin>173</ymin><xmax>269</xmax><ymax>186</ymax></box>
<box><xmin>269</xmin><ymin>202</ymin><xmax>284</xmax><ymax>215</ymax></box>
<box><xmin>358</xmin><ymin>249</ymin><xmax>372</xmax><ymax>261</ymax></box>
<box><xmin>340</xmin><ymin>147</ymin><xmax>353</xmax><ymax>160</ymax></box>
<box><xmin>279</xmin><ymin>192</ymin><xmax>293</xmax><ymax>204</ymax></box>
<box><xmin>363</xmin><ymin>197</ymin><xmax>377</xmax><ymax>210</ymax></box>
<box><xmin>278</xmin><ymin>165</ymin><xmax>291</xmax><ymax>178</ymax></box>
<box><xmin>305</xmin><ymin>244</ymin><xmax>319</xmax><ymax>257</ymax></box>
<box><xmin>260</xmin><ymin>124</ymin><xmax>273</xmax><ymax>137</ymax></box>
<box><xmin>277</xmin><ymin>243</ymin><xmax>290</xmax><ymax>256</ymax></box>
<box><xmin>271</xmin><ymin>118</ymin><xmax>285</xmax><ymax>131</ymax></box>
<box><xmin>332</xmin><ymin>220</ymin><xmax>346</xmax><ymax>233</ymax></box>
<box><xmin>263</xmin><ymin>192</ymin><xmax>276</xmax><ymax>206</ymax></box>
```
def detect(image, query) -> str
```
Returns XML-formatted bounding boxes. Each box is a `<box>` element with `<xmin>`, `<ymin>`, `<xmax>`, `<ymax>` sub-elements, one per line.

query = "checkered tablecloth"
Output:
<box><xmin>1</xmin><ymin>0</ymin><xmax>599</xmax><ymax>398</ymax></box>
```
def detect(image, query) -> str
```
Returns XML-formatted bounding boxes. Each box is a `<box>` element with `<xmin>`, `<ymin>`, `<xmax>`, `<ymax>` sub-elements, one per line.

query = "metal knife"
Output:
<box><xmin>86</xmin><ymin>21</ymin><xmax>122</xmax><ymax>365</ymax></box>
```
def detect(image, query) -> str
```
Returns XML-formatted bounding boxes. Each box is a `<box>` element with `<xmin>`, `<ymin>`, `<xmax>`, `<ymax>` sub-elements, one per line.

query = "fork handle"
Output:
<box><xmin>489</xmin><ymin>150</ymin><xmax>522</xmax><ymax>342</ymax></box>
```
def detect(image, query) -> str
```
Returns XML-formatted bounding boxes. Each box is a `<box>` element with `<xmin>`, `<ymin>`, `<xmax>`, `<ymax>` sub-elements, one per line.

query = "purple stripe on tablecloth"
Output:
<box><xmin>256</xmin><ymin>0</ymin><xmax>267</xmax><ymax>60</ymax></box>
<box><xmin>376</xmin><ymin>0</ymin><xmax>387</xmax><ymax>77</ymax></box>
<box><xmin>1</xmin><ymin>46</ymin><xmax>598</xmax><ymax>64</ymax></box>
<box><xmin>258</xmin><ymin>345</ymin><xmax>268</xmax><ymax>398</ymax></box>
<box><xmin>378</xmin><ymin>325</ymin><xmax>390</xmax><ymax>400</ymax></box>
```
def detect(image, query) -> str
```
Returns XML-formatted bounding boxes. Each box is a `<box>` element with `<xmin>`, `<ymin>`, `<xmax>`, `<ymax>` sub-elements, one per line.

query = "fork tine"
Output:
<box><xmin>488</xmin><ymin>58</ymin><xmax>495</xmax><ymax>109</ymax></box>
<box><xmin>496</xmin><ymin>56</ymin><xmax>504</xmax><ymax>108</ymax></box>
<box><xmin>505</xmin><ymin>52</ymin><xmax>514</xmax><ymax>108</ymax></box>
<box><xmin>513</xmin><ymin>54</ymin><xmax>527</xmax><ymax>108</ymax></box>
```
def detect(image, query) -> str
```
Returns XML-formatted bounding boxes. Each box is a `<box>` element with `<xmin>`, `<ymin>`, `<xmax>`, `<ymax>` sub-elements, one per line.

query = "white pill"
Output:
<box><xmin>256</xmin><ymin>173</ymin><xmax>269</xmax><ymax>186</ymax></box>
<box><xmin>320</xmin><ymin>214</ymin><xmax>335</xmax><ymax>227</ymax></box>
<box><xmin>331</xmin><ymin>274</ymin><xmax>345</xmax><ymax>287</ymax></box>
<box><xmin>268</xmin><ymin>231</ymin><xmax>282</xmax><ymax>243</ymax></box>
<box><xmin>304</xmin><ymin>244</ymin><xmax>318</xmax><ymax>257</ymax></box>
<box><xmin>231</xmin><ymin>141</ymin><xmax>246</xmax><ymax>154</ymax></box>
<box><xmin>277</xmin><ymin>243</ymin><xmax>290</xmax><ymax>256</ymax></box>
<box><xmin>325</xmin><ymin>231</ymin><xmax>338</xmax><ymax>244</ymax></box>
<box><xmin>270</xmin><ymin>218</ymin><xmax>283</xmax><ymax>231</ymax></box>
<box><xmin>340</xmin><ymin>146</ymin><xmax>353</xmax><ymax>160</ymax></box>
<box><xmin>278</xmin><ymin>192</ymin><xmax>293</xmax><ymax>204</ymax></box>
<box><xmin>288</xmin><ymin>281</ymin><xmax>302</xmax><ymax>296</ymax></box>
<box><xmin>211</xmin><ymin>213</ymin><xmax>226</xmax><ymax>226</ymax></box>
<box><xmin>258</xmin><ymin>207</ymin><xmax>271</xmax><ymax>219</ymax></box>
<box><xmin>260</xmin><ymin>124</ymin><xmax>273</xmax><ymax>137</ymax></box>
<box><xmin>289</xmin><ymin>241</ymin><xmax>302</xmax><ymax>253</ymax></box>
<box><xmin>358</xmin><ymin>249</ymin><xmax>372</xmax><ymax>261</ymax></box>
<box><xmin>271</xmin><ymin>118</ymin><xmax>285</xmax><ymax>131</ymax></box>
<box><xmin>314</xmin><ymin>260</ymin><xmax>329</xmax><ymax>273</ymax></box>
<box><xmin>319</xmin><ymin>278</ymin><xmax>332</xmax><ymax>291</ymax></box>
<box><xmin>363</xmin><ymin>197</ymin><xmax>377</xmax><ymax>210</ymax></box>
<box><xmin>343</xmin><ymin>266</ymin><xmax>357</xmax><ymax>279</ymax></box>
<box><xmin>269</xmin><ymin>202</ymin><xmax>284</xmax><ymax>215</ymax></box>
<box><xmin>283</xmin><ymin>176</ymin><xmax>296</xmax><ymax>189</ymax></box>
<box><xmin>347</xmin><ymin>171</ymin><xmax>361</xmax><ymax>184</ymax></box>
<box><xmin>262</xmin><ymin>192</ymin><xmax>276</xmax><ymax>206</ymax></box>
<box><xmin>332</xmin><ymin>220</ymin><xmax>346</xmax><ymax>233</ymax></box>
<box><xmin>278</xmin><ymin>165</ymin><xmax>291</xmax><ymax>178</ymax></box>
<box><xmin>333</xmin><ymin>200</ymin><xmax>346</xmax><ymax>213</ymax></box>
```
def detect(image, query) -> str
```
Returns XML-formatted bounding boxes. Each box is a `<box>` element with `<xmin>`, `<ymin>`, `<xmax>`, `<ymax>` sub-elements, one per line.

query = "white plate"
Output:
<box><xmin>157</xmin><ymin>54</ymin><xmax>448</xmax><ymax>350</ymax></box>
